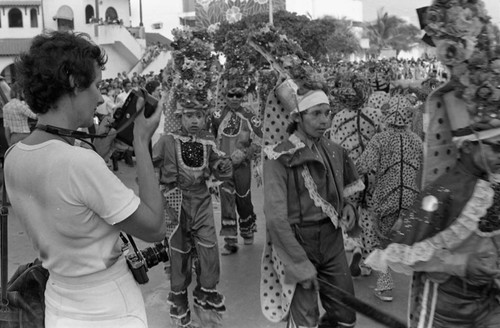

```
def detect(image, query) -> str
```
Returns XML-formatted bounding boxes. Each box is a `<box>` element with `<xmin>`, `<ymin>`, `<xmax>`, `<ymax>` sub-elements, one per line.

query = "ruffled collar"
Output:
<box><xmin>365</xmin><ymin>178</ymin><xmax>498</xmax><ymax>274</ymax></box>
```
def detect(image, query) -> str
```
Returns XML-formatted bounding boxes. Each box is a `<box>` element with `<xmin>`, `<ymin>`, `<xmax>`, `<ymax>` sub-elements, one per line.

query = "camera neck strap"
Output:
<box><xmin>34</xmin><ymin>104</ymin><xmax>145</xmax><ymax>142</ymax></box>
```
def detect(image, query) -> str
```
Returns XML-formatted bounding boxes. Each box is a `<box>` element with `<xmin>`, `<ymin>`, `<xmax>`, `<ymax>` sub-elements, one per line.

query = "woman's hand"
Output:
<box><xmin>133</xmin><ymin>91</ymin><xmax>164</xmax><ymax>145</ymax></box>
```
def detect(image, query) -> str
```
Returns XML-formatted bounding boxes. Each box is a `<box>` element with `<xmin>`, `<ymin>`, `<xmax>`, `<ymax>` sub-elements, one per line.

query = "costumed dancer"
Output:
<box><xmin>261</xmin><ymin>79</ymin><xmax>364</xmax><ymax>328</ymax></box>
<box><xmin>154</xmin><ymin>27</ymin><xmax>231</xmax><ymax>328</ymax></box>
<box><xmin>330</xmin><ymin>72</ymin><xmax>383</xmax><ymax>278</ymax></box>
<box><xmin>365</xmin><ymin>0</ymin><xmax>500</xmax><ymax>326</ymax></box>
<box><xmin>210</xmin><ymin>78</ymin><xmax>263</xmax><ymax>255</ymax></box>
<box><xmin>356</xmin><ymin>94</ymin><xmax>423</xmax><ymax>302</ymax></box>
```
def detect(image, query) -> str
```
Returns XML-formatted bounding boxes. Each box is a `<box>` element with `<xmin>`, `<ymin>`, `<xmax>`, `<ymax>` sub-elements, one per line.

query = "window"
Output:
<box><xmin>8</xmin><ymin>8</ymin><xmax>23</xmax><ymax>28</ymax></box>
<box><xmin>104</xmin><ymin>7</ymin><xmax>118</xmax><ymax>23</ymax></box>
<box><xmin>30</xmin><ymin>8</ymin><xmax>38</xmax><ymax>28</ymax></box>
<box><xmin>85</xmin><ymin>5</ymin><xmax>94</xmax><ymax>24</ymax></box>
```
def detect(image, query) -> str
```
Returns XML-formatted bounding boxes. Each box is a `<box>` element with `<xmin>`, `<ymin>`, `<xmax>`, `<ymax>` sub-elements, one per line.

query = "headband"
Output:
<box><xmin>292</xmin><ymin>90</ymin><xmax>329</xmax><ymax>114</ymax></box>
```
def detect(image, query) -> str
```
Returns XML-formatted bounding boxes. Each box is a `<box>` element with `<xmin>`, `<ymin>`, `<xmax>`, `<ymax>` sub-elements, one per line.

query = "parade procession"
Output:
<box><xmin>1</xmin><ymin>0</ymin><xmax>500</xmax><ymax>327</ymax></box>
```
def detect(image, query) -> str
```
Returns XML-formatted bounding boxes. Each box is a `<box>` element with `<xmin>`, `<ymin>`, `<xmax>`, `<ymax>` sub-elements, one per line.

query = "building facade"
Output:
<box><xmin>0</xmin><ymin>0</ymin><xmax>147</xmax><ymax>82</ymax></box>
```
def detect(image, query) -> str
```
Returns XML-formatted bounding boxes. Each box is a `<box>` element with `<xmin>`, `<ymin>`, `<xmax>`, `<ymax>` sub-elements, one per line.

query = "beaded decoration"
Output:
<box><xmin>180</xmin><ymin>140</ymin><xmax>205</xmax><ymax>168</ymax></box>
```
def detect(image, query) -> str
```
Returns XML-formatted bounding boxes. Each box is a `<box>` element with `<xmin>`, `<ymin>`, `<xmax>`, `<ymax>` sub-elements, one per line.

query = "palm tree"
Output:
<box><xmin>365</xmin><ymin>9</ymin><xmax>421</xmax><ymax>57</ymax></box>
<box><xmin>323</xmin><ymin>17</ymin><xmax>361</xmax><ymax>61</ymax></box>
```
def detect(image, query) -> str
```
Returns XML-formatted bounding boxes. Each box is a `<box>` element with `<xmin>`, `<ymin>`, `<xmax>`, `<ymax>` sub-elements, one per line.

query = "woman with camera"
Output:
<box><xmin>4</xmin><ymin>31</ymin><xmax>166</xmax><ymax>327</ymax></box>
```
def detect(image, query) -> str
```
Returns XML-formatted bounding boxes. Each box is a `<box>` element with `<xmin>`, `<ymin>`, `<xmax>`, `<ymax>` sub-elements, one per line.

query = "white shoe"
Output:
<box><xmin>344</xmin><ymin>238</ymin><xmax>357</xmax><ymax>252</ymax></box>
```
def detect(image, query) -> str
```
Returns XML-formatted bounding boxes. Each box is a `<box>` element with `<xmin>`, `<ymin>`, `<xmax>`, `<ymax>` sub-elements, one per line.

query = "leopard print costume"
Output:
<box><xmin>355</xmin><ymin>119</ymin><xmax>423</xmax><ymax>292</ymax></box>
<box><xmin>330</xmin><ymin>101</ymin><xmax>384</xmax><ymax>273</ymax></box>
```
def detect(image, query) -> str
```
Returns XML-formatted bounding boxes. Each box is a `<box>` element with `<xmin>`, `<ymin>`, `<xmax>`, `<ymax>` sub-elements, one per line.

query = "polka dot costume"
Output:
<box><xmin>422</xmin><ymin>81</ymin><xmax>458</xmax><ymax>187</ymax></box>
<box><xmin>367</xmin><ymin>91</ymin><xmax>390</xmax><ymax>114</ymax></box>
<box><xmin>163</xmin><ymin>91</ymin><xmax>182</xmax><ymax>134</ymax></box>
<box><xmin>330</xmin><ymin>105</ymin><xmax>383</xmax><ymax>161</ymax></box>
<box><xmin>262</xmin><ymin>76</ymin><xmax>290</xmax><ymax>150</ymax></box>
<box><xmin>260</xmin><ymin>239</ymin><xmax>295</xmax><ymax>322</ymax></box>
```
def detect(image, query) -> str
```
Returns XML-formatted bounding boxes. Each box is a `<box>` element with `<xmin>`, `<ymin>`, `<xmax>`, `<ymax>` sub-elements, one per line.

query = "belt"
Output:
<box><xmin>296</xmin><ymin>217</ymin><xmax>331</xmax><ymax>227</ymax></box>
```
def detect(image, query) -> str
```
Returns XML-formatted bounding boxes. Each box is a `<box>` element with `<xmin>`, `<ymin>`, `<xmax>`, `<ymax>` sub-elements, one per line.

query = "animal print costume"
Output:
<box><xmin>355</xmin><ymin>94</ymin><xmax>423</xmax><ymax>292</ymax></box>
<box><xmin>330</xmin><ymin>74</ymin><xmax>383</xmax><ymax>272</ymax></box>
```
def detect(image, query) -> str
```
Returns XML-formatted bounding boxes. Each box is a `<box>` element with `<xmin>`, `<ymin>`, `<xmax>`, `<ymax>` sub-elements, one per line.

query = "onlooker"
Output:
<box><xmin>95</xmin><ymin>84</ymin><xmax>116</xmax><ymax>120</ymax></box>
<box><xmin>115</xmin><ymin>78</ymin><xmax>132</xmax><ymax>108</ymax></box>
<box><xmin>7</xmin><ymin>30</ymin><xmax>166</xmax><ymax>327</ymax></box>
<box><xmin>2</xmin><ymin>82</ymin><xmax>37</xmax><ymax>146</ymax></box>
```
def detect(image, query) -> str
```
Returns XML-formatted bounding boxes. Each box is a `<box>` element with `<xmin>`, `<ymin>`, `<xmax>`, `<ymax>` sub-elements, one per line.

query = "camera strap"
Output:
<box><xmin>119</xmin><ymin>232</ymin><xmax>145</xmax><ymax>261</ymax></box>
<box><xmin>34</xmin><ymin>104</ymin><xmax>144</xmax><ymax>140</ymax></box>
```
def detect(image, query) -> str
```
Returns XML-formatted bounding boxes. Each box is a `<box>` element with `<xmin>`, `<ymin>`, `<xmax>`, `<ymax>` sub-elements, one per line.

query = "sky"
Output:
<box><xmin>130</xmin><ymin>0</ymin><xmax>500</xmax><ymax>39</ymax></box>
<box><xmin>362</xmin><ymin>0</ymin><xmax>500</xmax><ymax>27</ymax></box>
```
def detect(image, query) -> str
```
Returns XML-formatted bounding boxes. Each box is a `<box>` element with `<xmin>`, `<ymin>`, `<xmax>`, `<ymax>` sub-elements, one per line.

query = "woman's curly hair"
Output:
<box><xmin>15</xmin><ymin>31</ymin><xmax>107</xmax><ymax>114</ymax></box>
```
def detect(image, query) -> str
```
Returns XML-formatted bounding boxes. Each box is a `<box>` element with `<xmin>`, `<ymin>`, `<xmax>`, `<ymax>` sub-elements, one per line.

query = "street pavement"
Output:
<box><xmin>5</xmin><ymin>161</ymin><xmax>409</xmax><ymax>328</ymax></box>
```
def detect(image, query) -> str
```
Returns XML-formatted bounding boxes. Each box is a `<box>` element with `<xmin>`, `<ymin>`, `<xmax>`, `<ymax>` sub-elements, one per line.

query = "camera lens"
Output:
<box><xmin>141</xmin><ymin>242</ymin><xmax>169</xmax><ymax>269</ymax></box>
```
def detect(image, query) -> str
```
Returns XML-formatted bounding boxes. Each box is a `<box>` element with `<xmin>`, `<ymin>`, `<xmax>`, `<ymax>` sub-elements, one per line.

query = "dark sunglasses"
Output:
<box><xmin>227</xmin><ymin>92</ymin><xmax>244</xmax><ymax>99</ymax></box>
<box><xmin>478</xmin><ymin>140</ymin><xmax>500</xmax><ymax>152</ymax></box>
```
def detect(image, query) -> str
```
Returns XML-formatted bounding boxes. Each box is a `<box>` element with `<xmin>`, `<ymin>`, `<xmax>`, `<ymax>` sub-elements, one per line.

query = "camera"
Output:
<box><xmin>126</xmin><ymin>239</ymin><xmax>169</xmax><ymax>284</ymax></box>
<box><xmin>112</xmin><ymin>88</ymin><xmax>159</xmax><ymax>146</ymax></box>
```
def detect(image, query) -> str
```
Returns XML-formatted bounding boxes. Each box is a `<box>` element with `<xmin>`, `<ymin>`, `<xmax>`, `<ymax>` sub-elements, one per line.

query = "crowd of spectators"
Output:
<box><xmin>141</xmin><ymin>42</ymin><xmax>170</xmax><ymax>68</ymax></box>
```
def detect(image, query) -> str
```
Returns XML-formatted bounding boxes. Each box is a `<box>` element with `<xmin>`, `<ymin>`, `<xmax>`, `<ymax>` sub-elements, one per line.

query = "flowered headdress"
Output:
<box><xmin>218</xmin><ymin>29</ymin><xmax>256</xmax><ymax>95</ymax></box>
<box><xmin>171</xmin><ymin>27</ymin><xmax>219</xmax><ymax>112</ymax></box>
<box><xmin>418</xmin><ymin>0</ymin><xmax>500</xmax><ymax>186</ymax></box>
<box><xmin>331</xmin><ymin>71</ymin><xmax>371</xmax><ymax>111</ymax></box>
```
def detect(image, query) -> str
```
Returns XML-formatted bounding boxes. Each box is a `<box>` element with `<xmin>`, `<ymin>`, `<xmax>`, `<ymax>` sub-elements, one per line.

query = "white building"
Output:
<box><xmin>0</xmin><ymin>0</ymin><xmax>148</xmax><ymax>81</ymax></box>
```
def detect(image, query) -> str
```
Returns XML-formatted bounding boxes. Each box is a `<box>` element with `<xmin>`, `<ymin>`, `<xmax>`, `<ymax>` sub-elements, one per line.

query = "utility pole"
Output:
<box><xmin>94</xmin><ymin>0</ymin><xmax>99</xmax><ymax>37</ymax></box>
<box><xmin>139</xmin><ymin>0</ymin><xmax>143</xmax><ymax>27</ymax></box>
<box><xmin>269</xmin><ymin>0</ymin><xmax>273</xmax><ymax>25</ymax></box>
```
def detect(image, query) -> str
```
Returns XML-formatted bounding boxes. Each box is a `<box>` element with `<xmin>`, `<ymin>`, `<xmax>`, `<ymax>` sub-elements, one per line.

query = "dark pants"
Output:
<box><xmin>290</xmin><ymin>220</ymin><xmax>356</xmax><ymax>327</ymax></box>
<box><xmin>220</xmin><ymin>160</ymin><xmax>256</xmax><ymax>238</ymax></box>
<box><xmin>431</xmin><ymin>276</ymin><xmax>500</xmax><ymax>328</ymax></box>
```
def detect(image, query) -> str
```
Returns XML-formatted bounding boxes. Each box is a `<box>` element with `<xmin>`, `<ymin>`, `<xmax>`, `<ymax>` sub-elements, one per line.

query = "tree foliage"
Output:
<box><xmin>365</xmin><ymin>9</ymin><xmax>421</xmax><ymax>57</ymax></box>
<box><xmin>212</xmin><ymin>10</ymin><xmax>360</xmax><ymax>62</ymax></box>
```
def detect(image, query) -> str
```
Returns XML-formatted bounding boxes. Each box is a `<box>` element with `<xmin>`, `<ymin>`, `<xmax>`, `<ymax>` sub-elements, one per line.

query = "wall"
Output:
<box><xmin>0</xmin><ymin>6</ymin><xmax>43</xmax><ymax>38</ymax></box>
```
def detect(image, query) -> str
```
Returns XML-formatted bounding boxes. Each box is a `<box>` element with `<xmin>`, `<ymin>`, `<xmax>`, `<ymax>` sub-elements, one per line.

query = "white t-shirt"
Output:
<box><xmin>4</xmin><ymin>140</ymin><xmax>140</xmax><ymax>277</ymax></box>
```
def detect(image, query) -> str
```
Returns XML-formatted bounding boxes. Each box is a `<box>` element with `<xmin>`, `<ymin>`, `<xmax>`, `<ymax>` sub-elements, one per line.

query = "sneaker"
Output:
<box><xmin>374</xmin><ymin>289</ymin><xmax>393</xmax><ymax>302</ymax></box>
<box><xmin>243</xmin><ymin>236</ymin><xmax>254</xmax><ymax>245</ymax></box>
<box><xmin>349</xmin><ymin>249</ymin><xmax>362</xmax><ymax>278</ymax></box>
<box><xmin>221</xmin><ymin>243</ymin><xmax>238</xmax><ymax>256</ymax></box>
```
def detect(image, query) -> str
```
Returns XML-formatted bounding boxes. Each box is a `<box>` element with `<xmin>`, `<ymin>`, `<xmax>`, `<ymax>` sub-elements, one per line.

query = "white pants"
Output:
<box><xmin>45</xmin><ymin>257</ymin><xmax>148</xmax><ymax>328</ymax></box>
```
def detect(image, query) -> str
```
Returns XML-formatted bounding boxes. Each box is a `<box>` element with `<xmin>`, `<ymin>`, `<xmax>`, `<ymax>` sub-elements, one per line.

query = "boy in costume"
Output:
<box><xmin>330</xmin><ymin>73</ymin><xmax>383</xmax><ymax>278</ymax></box>
<box><xmin>210</xmin><ymin>84</ymin><xmax>263</xmax><ymax>254</ymax></box>
<box><xmin>262</xmin><ymin>82</ymin><xmax>364</xmax><ymax>328</ymax></box>
<box><xmin>153</xmin><ymin>99</ymin><xmax>232</xmax><ymax>328</ymax></box>
<box><xmin>356</xmin><ymin>94</ymin><xmax>423</xmax><ymax>301</ymax></box>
